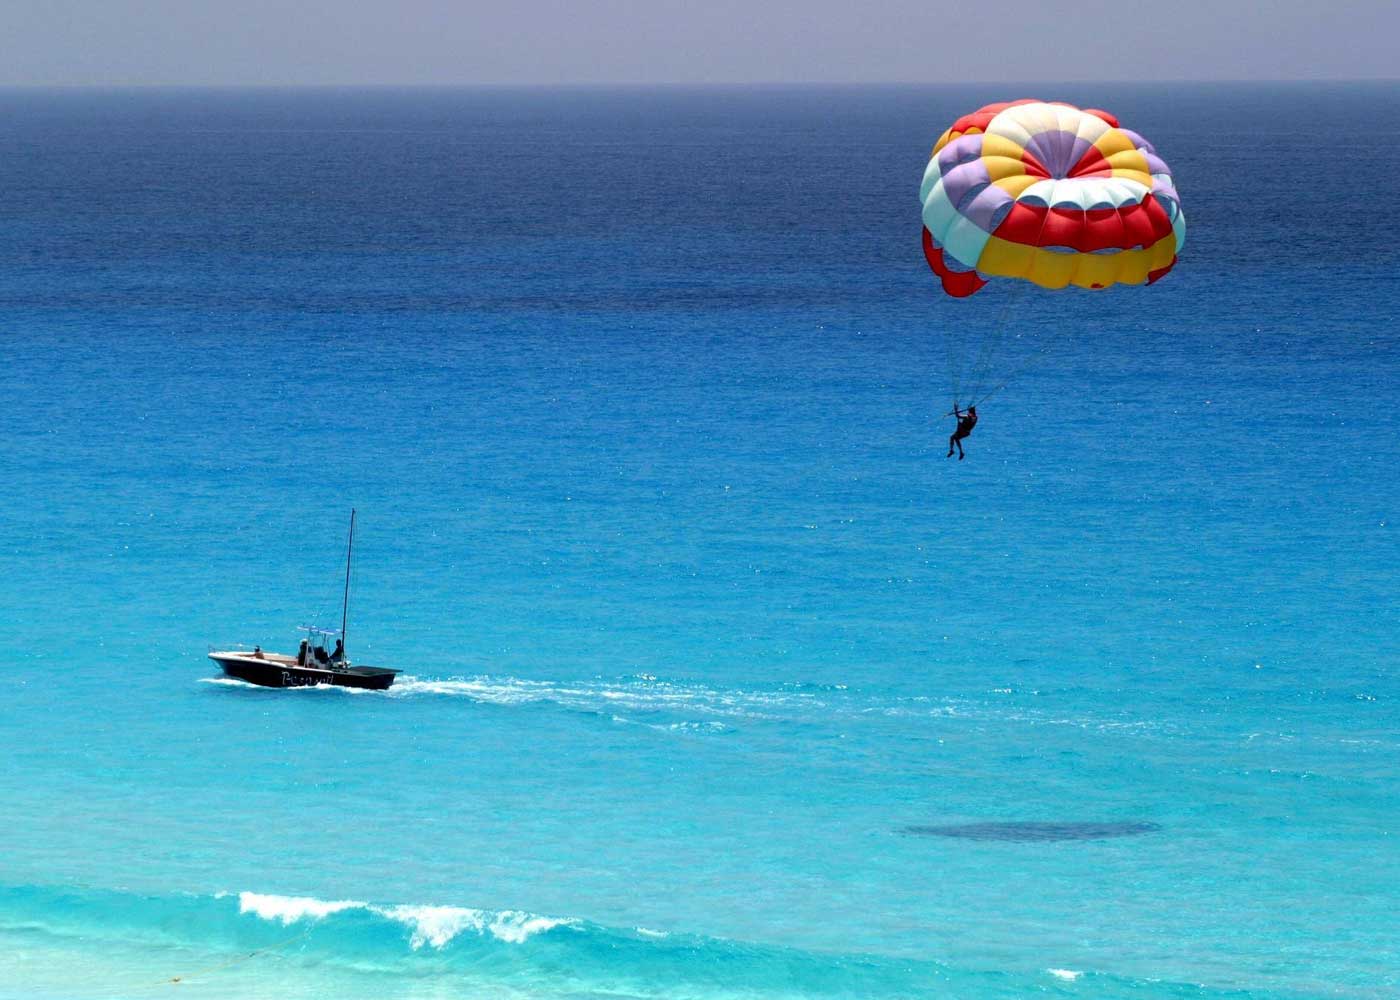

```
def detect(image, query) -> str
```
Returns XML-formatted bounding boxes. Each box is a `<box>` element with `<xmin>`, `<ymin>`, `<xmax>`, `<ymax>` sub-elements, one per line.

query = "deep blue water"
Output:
<box><xmin>0</xmin><ymin>84</ymin><xmax>1397</xmax><ymax>999</ymax></box>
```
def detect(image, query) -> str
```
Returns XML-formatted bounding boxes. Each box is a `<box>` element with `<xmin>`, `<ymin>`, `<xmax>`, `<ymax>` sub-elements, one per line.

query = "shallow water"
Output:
<box><xmin>0</xmin><ymin>83</ymin><xmax>1397</xmax><ymax>999</ymax></box>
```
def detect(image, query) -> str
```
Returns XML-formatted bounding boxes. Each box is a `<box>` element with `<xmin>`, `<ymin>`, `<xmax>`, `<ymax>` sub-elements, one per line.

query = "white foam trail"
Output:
<box><xmin>200</xmin><ymin>676</ymin><xmax>367</xmax><ymax>695</ymax></box>
<box><xmin>211</xmin><ymin>669</ymin><xmax>1157</xmax><ymax>740</ymax></box>
<box><xmin>239</xmin><ymin>892</ymin><xmax>364</xmax><ymax>924</ymax></box>
<box><xmin>387</xmin><ymin>674</ymin><xmax>827</xmax><ymax>723</ymax></box>
<box><xmin>1048</xmin><ymin>968</ymin><xmax>1083</xmax><ymax>981</ymax></box>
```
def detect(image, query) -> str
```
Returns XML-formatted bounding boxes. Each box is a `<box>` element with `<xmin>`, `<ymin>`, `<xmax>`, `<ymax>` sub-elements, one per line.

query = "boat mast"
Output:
<box><xmin>341</xmin><ymin>508</ymin><xmax>355</xmax><ymax>652</ymax></box>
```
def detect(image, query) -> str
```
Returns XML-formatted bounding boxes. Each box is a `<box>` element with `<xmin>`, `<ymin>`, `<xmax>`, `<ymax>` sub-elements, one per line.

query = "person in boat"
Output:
<box><xmin>947</xmin><ymin>405</ymin><xmax>977</xmax><ymax>460</ymax></box>
<box><xmin>253</xmin><ymin>645</ymin><xmax>264</xmax><ymax>659</ymax></box>
<box><xmin>330</xmin><ymin>639</ymin><xmax>345</xmax><ymax>664</ymax></box>
<box><xmin>297</xmin><ymin>639</ymin><xmax>310</xmax><ymax>666</ymax></box>
<box><xmin>313</xmin><ymin>643</ymin><xmax>330</xmax><ymax>665</ymax></box>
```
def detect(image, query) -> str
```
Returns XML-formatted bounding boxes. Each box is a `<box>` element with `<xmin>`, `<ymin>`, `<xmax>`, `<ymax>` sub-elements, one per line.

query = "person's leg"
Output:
<box><xmin>948</xmin><ymin>434</ymin><xmax>956</xmax><ymax>457</ymax></box>
<box><xmin>957</xmin><ymin>437</ymin><xmax>965</xmax><ymax>459</ymax></box>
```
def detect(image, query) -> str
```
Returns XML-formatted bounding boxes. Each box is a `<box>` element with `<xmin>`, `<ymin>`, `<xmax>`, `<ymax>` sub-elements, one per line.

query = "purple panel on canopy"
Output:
<box><xmin>1119</xmin><ymin>129</ymin><xmax>1156</xmax><ymax>155</ymax></box>
<box><xmin>1153</xmin><ymin>177</ymin><xmax>1181</xmax><ymax>204</ymax></box>
<box><xmin>940</xmin><ymin>160</ymin><xmax>991</xmax><ymax>213</ymax></box>
<box><xmin>961</xmin><ymin>184</ymin><xmax>1014</xmax><ymax>233</ymax></box>
<box><xmin>1022</xmin><ymin>130</ymin><xmax>1089</xmax><ymax>177</ymax></box>
<box><xmin>1068</xmin><ymin>135</ymin><xmax>1096</xmax><ymax>171</ymax></box>
<box><xmin>937</xmin><ymin>134</ymin><xmax>985</xmax><ymax>174</ymax></box>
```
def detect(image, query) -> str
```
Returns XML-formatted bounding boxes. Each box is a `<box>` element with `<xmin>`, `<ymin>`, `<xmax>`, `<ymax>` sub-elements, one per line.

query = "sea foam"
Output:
<box><xmin>238</xmin><ymin>891</ymin><xmax>365</xmax><ymax>923</ymax></box>
<box><xmin>234</xmin><ymin>891</ymin><xmax>570</xmax><ymax>949</ymax></box>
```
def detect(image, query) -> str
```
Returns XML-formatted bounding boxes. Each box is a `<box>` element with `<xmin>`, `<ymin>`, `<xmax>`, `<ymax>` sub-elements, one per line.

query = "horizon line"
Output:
<box><xmin>0</xmin><ymin>77</ymin><xmax>1396</xmax><ymax>91</ymax></box>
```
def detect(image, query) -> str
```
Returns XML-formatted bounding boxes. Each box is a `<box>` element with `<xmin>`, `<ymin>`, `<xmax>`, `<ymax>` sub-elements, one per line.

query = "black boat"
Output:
<box><xmin>208</xmin><ymin>510</ymin><xmax>399</xmax><ymax>691</ymax></box>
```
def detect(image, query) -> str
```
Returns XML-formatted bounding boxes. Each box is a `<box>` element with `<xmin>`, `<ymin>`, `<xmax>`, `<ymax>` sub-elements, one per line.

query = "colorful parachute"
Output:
<box><xmin>920</xmin><ymin>100</ymin><xmax>1185</xmax><ymax>297</ymax></box>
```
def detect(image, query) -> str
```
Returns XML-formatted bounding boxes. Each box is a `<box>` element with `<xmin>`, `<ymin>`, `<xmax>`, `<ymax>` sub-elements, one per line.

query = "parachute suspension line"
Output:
<box><xmin>944</xmin><ymin>303</ymin><xmax>965</xmax><ymax>409</ymax></box>
<box><xmin>961</xmin><ymin>195</ymin><xmax>1060</xmax><ymax>408</ymax></box>
<box><xmin>960</xmin><ymin>280</ymin><xmax>1022</xmax><ymax>405</ymax></box>
<box><xmin>964</xmin><ymin>321</ymin><xmax>1072</xmax><ymax>410</ymax></box>
<box><xmin>940</xmin><ymin>280</ymin><xmax>1015</xmax><ymax>413</ymax></box>
<box><xmin>940</xmin><ymin>183</ymin><xmax>1039</xmax><ymax>411</ymax></box>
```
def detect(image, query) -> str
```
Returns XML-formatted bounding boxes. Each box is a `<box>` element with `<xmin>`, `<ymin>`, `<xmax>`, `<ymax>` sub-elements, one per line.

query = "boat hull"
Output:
<box><xmin>209</xmin><ymin>653</ymin><xmax>398</xmax><ymax>691</ymax></box>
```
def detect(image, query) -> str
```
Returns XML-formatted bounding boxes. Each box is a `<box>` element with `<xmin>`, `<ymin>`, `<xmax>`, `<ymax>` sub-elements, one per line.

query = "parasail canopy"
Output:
<box><xmin>920</xmin><ymin>100</ymin><xmax>1185</xmax><ymax>298</ymax></box>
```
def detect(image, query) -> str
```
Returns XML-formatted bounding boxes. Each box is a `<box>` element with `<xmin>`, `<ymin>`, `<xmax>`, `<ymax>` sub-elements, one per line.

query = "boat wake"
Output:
<box><xmin>388</xmin><ymin>674</ymin><xmax>838</xmax><ymax>720</ymax></box>
<box><xmin>200</xmin><ymin>670</ymin><xmax>841</xmax><ymax>725</ymax></box>
<box><xmin>199</xmin><ymin>675</ymin><xmax>377</xmax><ymax>695</ymax></box>
<box><xmin>200</xmin><ymin>671</ymin><xmax>1186</xmax><ymax>743</ymax></box>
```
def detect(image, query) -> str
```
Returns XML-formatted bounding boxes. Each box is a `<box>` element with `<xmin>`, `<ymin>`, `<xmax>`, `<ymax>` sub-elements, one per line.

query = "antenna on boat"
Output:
<box><xmin>341</xmin><ymin>508</ymin><xmax>355</xmax><ymax>652</ymax></box>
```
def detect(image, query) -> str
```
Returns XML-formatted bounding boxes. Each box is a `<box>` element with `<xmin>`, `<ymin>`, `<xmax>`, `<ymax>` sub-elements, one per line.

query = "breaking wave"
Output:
<box><xmin>234</xmin><ymin>892</ymin><xmax>572</xmax><ymax>948</ymax></box>
<box><xmin>0</xmin><ymin>882</ymin><xmax>1319</xmax><ymax>1000</ymax></box>
<box><xmin>0</xmin><ymin>882</ymin><xmax>940</xmax><ymax>997</ymax></box>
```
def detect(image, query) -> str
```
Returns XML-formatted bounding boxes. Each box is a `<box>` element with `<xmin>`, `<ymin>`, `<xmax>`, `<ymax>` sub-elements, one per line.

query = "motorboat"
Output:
<box><xmin>209</xmin><ymin>626</ymin><xmax>398</xmax><ymax>691</ymax></box>
<box><xmin>208</xmin><ymin>510</ymin><xmax>399</xmax><ymax>691</ymax></box>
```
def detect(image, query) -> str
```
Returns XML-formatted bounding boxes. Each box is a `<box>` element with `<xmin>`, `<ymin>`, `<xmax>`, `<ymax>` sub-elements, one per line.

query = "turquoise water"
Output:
<box><xmin>0</xmin><ymin>84</ymin><xmax>1397</xmax><ymax>999</ymax></box>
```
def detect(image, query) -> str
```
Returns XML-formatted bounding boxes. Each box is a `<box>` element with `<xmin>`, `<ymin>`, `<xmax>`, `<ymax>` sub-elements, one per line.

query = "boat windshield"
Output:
<box><xmin>297</xmin><ymin>625</ymin><xmax>345</xmax><ymax>665</ymax></box>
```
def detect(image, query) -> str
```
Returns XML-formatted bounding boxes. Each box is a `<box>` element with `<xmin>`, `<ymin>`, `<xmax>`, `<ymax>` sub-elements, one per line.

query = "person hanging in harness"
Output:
<box><xmin>947</xmin><ymin>405</ymin><xmax>977</xmax><ymax>460</ymax></box>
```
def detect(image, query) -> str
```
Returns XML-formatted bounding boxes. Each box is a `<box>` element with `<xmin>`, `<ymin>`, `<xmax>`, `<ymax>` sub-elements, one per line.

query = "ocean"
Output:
<box><xmin>0</xmin><ymin>83</ymin><xmax>1396</xmax><ymax>999</ymax></box>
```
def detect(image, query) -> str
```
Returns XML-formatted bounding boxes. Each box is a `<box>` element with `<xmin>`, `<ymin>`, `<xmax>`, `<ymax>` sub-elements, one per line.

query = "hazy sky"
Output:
<box><xmin>2</xmin><ymin>1</ymin><xmax>1396</xmax><ymax>86</ymax></box>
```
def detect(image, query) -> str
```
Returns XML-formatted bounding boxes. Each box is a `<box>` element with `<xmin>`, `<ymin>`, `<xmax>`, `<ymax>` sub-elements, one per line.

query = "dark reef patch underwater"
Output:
<box><xmin>902</xmin><ymin>822</ymin><xmax>1162</xmax><ymax>842</ymax></box>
